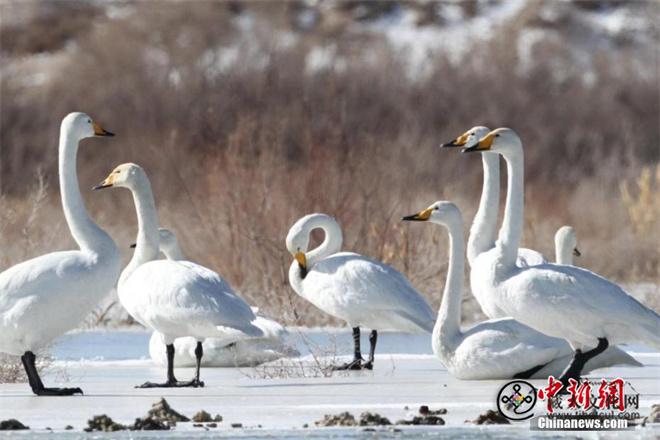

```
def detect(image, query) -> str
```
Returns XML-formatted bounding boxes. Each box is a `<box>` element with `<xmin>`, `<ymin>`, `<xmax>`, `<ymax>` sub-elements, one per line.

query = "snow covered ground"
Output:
<box><xmin>1</xmin><ymin>328</ymin><xmax>659</xmax><ymax>438</ymax></box>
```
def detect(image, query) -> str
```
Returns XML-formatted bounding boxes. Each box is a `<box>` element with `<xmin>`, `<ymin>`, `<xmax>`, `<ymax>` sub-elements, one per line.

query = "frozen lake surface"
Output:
<box><xmin>1</xmin><ymin>328</ymin><xmax>659</xmax><ymax>439</ymax></box>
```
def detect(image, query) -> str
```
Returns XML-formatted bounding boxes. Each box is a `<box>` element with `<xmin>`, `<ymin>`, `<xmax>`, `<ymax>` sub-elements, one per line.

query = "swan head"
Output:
<box><xmin>463</xmin><ymin>127</ymin><xmax>521</xmax><ymax>155</ymax></box>
<box><xmin>286</xmin><ymin>217</ymin><xmax>312</xmax><ymax>278</ymax></box>
<box><xmin>555</xmin><ymin>225</ymin><xmax>581</xmax><ymax>258</ymax></box>
<box><xmin>62</xmin><ymin>112</ymin><xmax>114</xmax><ymax>139</ymax></box>
<box><xmin>93</xmin><ymin>162</ymin><xmax>146</xmax><ymax>190</ymax></box>
<box><xmin>402</xmin><ymin>201</ymin><xmax>462</xmax><ymax>228</ymax></box>
<box><xmin>157</xmin><ymin>228</ymin><xmax>179</xmax><ymax>255</ymax></box>
<box><xmin>441</xmin><ymin>126</ymin><xmax>490</xmax><ymax>149</ymax></box>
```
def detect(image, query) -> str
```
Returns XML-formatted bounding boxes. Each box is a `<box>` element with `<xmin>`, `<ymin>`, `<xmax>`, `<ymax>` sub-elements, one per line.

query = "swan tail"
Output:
<box><xmin>214</xmin><ymin>322</ymin><xmax>264</xmax><ymax>344</ymax></box>
<box><xmin>584</xmin><ymin>346</ymin><xmax>643</xmax><ymax>370</ymax></box>
<box><xmin>392</xmin><ymin>310</ymin><xmax>435</xmax><ymax>334</ymax></box>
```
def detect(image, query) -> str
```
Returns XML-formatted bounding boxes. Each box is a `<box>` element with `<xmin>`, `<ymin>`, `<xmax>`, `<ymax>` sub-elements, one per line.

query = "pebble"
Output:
<box><xmin>0</xmin><ymin>419</ymin><xmax>29</xmax><ymax>431</ymax></box>
<box><xmin>467</xmin><ymin>409</ymin><xmax>510</xmax><ymax>425</ymax></box>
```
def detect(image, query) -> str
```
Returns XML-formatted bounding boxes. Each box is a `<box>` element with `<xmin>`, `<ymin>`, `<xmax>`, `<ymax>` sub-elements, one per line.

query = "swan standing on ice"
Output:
<box><xmin>402</xmin><ymin>202</ymin><xmax>640</xmax><ymax>379</ymax></box>
<box><xmin>555</xmin><ymin>225</ymin><xmax>580</xmax><ymax>265</ymax></box>
<box><xmin>0</xmin><ymin>112</ymin><xmax>118</xmax><ymax>395</ymax></box>
<box><xmin>143</xmin><ymin>228</ymin><xmax>294</xmax><ymax>367</ymax></box>
<box><xmin>94</xmin><ymin>163</ymin><xmax>262</xmax><ymax>387</ymax></box>
<box><xmin>463</xmin><ymin>128</ymin><xmax>660</xmax><ymax>384</ymax></box>
<box><xmin>286</xmin><ymin>213</ymin><xmax>435</xmax><ymax>370</ymax></box>
<box><xmin>441</xmin><ymin>126</ymin><xmax>546</xmax><ymax>318</ymax></box>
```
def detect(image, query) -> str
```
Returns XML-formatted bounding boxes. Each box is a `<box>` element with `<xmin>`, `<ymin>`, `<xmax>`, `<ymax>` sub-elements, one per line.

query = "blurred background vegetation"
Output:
<box><xmin>1</xmin><ymin>0</ymin><xmax>658</xmax><ymax>326</ymax></box>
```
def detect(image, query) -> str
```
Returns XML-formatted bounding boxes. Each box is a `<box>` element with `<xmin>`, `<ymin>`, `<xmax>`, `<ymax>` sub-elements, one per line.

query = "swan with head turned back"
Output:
<box><xmin>441</xmin><ymin>126</ymin><xmax>547</xmax><ymax>318</ymax></box>
<box><xmin>462</xmin><ymin>128</ymin><xmax>660</xmax><ymax>385</ymax></box>
<box><xmin>555</xmin><ymin>225</ymin><xmax>580</xmax><ymax>265</ymax></box>
<box><xmin>286</xmin><ymin>213</ymin><xmax>435</xmax><ymax>370</ymax></box>
<box><xmin>402</xmin><ymin>201</ymin><xmax>640</xmax><ymax>379</ymax></box>
<box><xmin>144</xmin><ymin>228</ymin><xmax>295</xmax><ymax>368</ymax></box>
<box><xmin>0</xmin><ymin>112</ymin><xmax>118</xmax><ymax>396</ymax></box>
<box><xmin>94</xmin><ymin>163</ymin><xmax>262</xmax><ymax>387</ymax></box>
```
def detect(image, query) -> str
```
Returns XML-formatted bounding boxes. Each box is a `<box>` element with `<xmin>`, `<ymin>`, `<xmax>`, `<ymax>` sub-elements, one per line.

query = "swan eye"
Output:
<box><xmin>87</xmin><ymin>119</ymin><xmax>91</xmax><ymax>123</ymax></box>
<box><xmin>495</xmin><ymin>134</ymin><xmax>500</xmax><ymax>137</ymax></box>
<box><xmin>434</xmin><ymin>207</ymin><xmax>439</xmax><ymax>210</ymax></box>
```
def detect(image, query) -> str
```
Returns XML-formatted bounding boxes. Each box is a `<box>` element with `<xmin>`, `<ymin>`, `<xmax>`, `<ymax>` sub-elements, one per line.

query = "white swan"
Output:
<box><xmin>403</xmin><ymin>201</ymin><xmax>640</xmax><ymax>379</ymax></box>
<box><xmin>463</xmin><ymin>128</ymin><xmax>660</xmax><ymax>384</ymax></box>
<box><xmin>441</xmin><ymin>126</ymin><xmax>546</xmax><ymax>318</ymax></box>
<box><xmin>555</xmin><ymin>225</ymin><xmax>580</xmax><ymax>265</ymax></box>
<box><xmin>94</xmin><ymin>163</ymin><xmax>262</xmax><ymax>387</ymax></box>
<box><xmin>286</xmin><ymin>213</ymin><xmax>435</xmax><ymax>370</ymax></box>
<box><xmin>0</xmin><ymin>112</ymin><xmax>119</xmax><ymax>395</ymax></box>
<box><xmin>145</xmin><ymin>228</ymin><xmax>295</xmax><ymax>367</ymax></box>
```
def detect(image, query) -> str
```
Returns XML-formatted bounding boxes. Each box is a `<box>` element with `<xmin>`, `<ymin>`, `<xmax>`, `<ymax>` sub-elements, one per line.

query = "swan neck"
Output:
<box><xmin>306</xmin><ymin>216</ymin><xmax>343</xmax><ymax>268</ymax></box>
<box><xmin>467</xmin><ymin>153</ymin><xmax>500</xmax><ymax>265</ymax></box>
<box><xmin>432</xmin><ymin>219</ymin><xmax>465</xmax><ymax>353</ymax></box>
<box><xmin>59</xmin><ymin>128</ymin><xmax>109</xmax><ymax>251</ymax></box>
<box><xmin>120</xmin><ymin>177</ymin><xmax>160</xmax><ymax>286</ymax></box>
<box><xmin>555</xmin><ymin>239</ymin><xmax>572</xmax><ymax>265</ymax></box>
<box><xmin>497</xmin><ymin>150</ymin><xmax>524</xmax><ymax>267</ymax></box>
<box><xmin>163</xmin><ymin>244</ymin><xmax>185</xmax><ymax>261</ymax></box>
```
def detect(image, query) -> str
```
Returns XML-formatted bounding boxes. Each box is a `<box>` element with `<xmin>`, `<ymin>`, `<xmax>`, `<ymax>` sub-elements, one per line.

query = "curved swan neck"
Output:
<box><xmin>304</xmin><ymin>215</ymin><xmax>343</xmax><ymax>268</ymax></box>
<box><xmin>467</xmin><ymin>153</ymin><xmax>500</xmax><ymax>265</ymax></box>
<box><xmin>432</xmin><ymin>216</ymin><xmax>465</xmax><ymax>352</ymax></box>
<box><xmin>497</xmin><ymin>149</ymin><xmax>524</xmax><ymax>267</ymax></box>
<box><xmin>119</xmin><ymin>175</ymin><xmax>160</xmax><ymax>286</ymax></box>
<box><xmin>59</xmin><ymin>126</ymin><xmax>110</xmax><ymax>251</ymax></box>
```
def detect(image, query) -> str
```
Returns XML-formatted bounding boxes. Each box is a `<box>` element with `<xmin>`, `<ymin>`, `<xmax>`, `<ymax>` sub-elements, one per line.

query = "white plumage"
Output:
<box><xmin>286</xmin><ymin>213</ymin><xmax>434</xmax><ymax>370</ymax></box>
<box><xmin>463</xmin><ymin>128</ymin><xmax>660</xmax><ymax>382</ymax></box>
<box><xmin>555</xmin><ymin>225</ymin><xmax>580</xmax><ymax>265</ymax></box>
<box><xmin>149</xmin><ymin>308</ymin><xmax>295</xmax><ymax>367</ymax></box>
<box><xmin>403</xmin><ymin>201</ymin><xmax>640</xmax><ymax>380</ymax></box>
<box><xmin>442</xmin><ymin>126</ymin><xmax>546</xmax><ymax>318</ymax></box>
<box><xmin>147</xmin><ymin>228</ymin><xmax>295</xmax><ymax>367</ymax></box>
<box><xmin>0</xmin><ymin>112</ymin><xmax>119</xmax><ymax>395</ymax></box>
<box><xmin>96</xmin><ymin>163</ymin><xmax>262</xmax><ymax>387</ymax></box>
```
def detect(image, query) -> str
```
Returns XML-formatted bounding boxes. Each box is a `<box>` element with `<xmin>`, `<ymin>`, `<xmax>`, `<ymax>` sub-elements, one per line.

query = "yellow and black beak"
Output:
<box><xmin>93</xmin><ymin>173</ymin><xmax>115</xmax><ymax>190</ymax></box>
<box><xmin>573</xmin><ymin>247</ymin><xmax>581</xmax><ymax>257</ymax></box>
<box><xmin>294</xmin><ymin>252</ymin><xmax>308</xmax><ymax>278</ymax></box>
<box><xmin>402</xmin><ymin>207</ymin><xmax>433</xmax><ymax>222</ymax></box>
<box><xmin>93</xmin><ymin>121</ymin><xmax>115</xmax><ymax>137</ymax></box>
<box><xmin>441</xmin><ymin>132</ymin><xmax>469</xmax><ymax>148</ymax></box>
<box><xmin>463</xmin><ymin>131</ymin><xmax>494</xmax><ymax>153</ymax></box>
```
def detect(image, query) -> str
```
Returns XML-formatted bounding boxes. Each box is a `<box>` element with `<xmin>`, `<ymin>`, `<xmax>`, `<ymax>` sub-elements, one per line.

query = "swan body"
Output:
<box><xmin>0</xmin><ymin>113</ymin><xmax>118</xmax><ymax>395</ymax></box>
<box><xmin>286</xmin><ymin>213</ymin><xmax>434</xmax><ymax>369</ymax></box>
<box><xmin>286</xmin><ymin>214</ymin><xmax>435</xmax><ymax>333</ymax></box>
<box><xmin>403</xmin><ymin>201</ymin><xmax>641</xmax><ymax>380</ymax></box>
<box><xmin>96</xmin><ymin>163</ymin><xmax>261</xmax><ymax>386</ymax></box>
<box><xmin>463</xmin><ymin>128</ymin><xmax>659</xmax><ymax>379</ymax></box>
<box><xmin>555</xmin><ymin>225</ymin><xmax>580</xmax><ymax>265</ymax></box>
<box><xmin>147</xmin><ymin>228</ymin><xmax>294</xmax><ymax>367</ymax></box>
<box><xmin>442</xmin><ymin>127</ymin><xmax>546</xmax><ymax>318</ymax></box>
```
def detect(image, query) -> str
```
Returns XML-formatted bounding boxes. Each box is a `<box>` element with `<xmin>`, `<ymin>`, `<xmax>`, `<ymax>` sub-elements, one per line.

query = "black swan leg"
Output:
<box><xmin>137</xmin><ymin>343</ymin><xmax>204</xmax><ymax>388</ymax></box>
<box><xmin>558</xmin><ymin>338</ymin><xmax>609</xmax><ymax>388</ymax></box>
<box><xmin>22</xmin><ymin>351</ymin><xmax>83</xmax><ymax>396</ymax></box>
<box><xmin>363</xmin><ymin>330</ymin><xmax>377</xmax><ymax>370</ymax></box>
<box><xmin>333</xmin><ymin>327</ymin><xmax>365</xmax><ymax>370</ymax></box>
